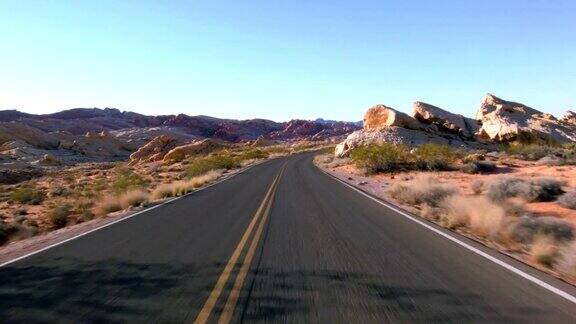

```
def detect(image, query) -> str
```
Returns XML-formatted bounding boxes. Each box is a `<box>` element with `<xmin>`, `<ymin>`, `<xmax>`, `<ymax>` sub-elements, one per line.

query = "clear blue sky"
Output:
<box><xmin>1</xmin><ymin>0</ymin><xmax>574</xmax><ymax>121</ymax></box>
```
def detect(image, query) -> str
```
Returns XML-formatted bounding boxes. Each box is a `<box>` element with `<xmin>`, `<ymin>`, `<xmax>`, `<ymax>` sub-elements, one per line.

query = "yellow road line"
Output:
<box><xmin>218</xmin><ymin>165</ymin><xmax>286</xmax><ymax>324</ymax></box>
<box><xmin>194</xmin><ymin>165</ymin><xmax>285</xmax><ymax>324</ymax></box>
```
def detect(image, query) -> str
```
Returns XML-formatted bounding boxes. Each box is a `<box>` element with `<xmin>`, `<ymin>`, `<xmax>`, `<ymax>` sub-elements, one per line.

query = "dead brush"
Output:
<box><xmin>388</xmin><ymin>176</ymin><xmax>457</xmax><ymax>207</ymax></box>
<box><xmin>441</xmin><ymin>196</ymin><xmax>506</xmax><ymax>239</ymax></box>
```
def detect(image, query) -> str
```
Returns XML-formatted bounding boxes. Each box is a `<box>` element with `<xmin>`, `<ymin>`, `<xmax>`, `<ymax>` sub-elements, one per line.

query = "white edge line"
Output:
<box><xmin>318</xmin><ymin>168</ymin><xmax>576</xmax><ymax>305</ymax></box>
<box><xmin>0</xmin><ymin>159</ymin><xmax>271</xmax><ymax>268</ymax></box>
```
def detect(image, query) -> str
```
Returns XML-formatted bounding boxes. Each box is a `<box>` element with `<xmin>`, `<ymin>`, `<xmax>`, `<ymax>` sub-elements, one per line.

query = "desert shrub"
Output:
<box><xmin>388</xmin><ymin>176</ymin><xmax>457</xmax><ymax>207</ymax></box>
<box><xmin>536</xmin><ymin>156</ymin><xmax>564</xmax><ymax>166</ymax></box>
<box><xmin>0</xmin><ymin>222</ymin><xmax>18</xmax><ymax>245</ymax></box>
<box><xmin>186</xmin><ymin>154</ymin><xmax>240</xmax><ymax>178</ymax></box>
<box><xmin>11</xmin><ymin>186</ymin><xmax>45</xmax><ymax>204</ymax></box>
<box><xmin>187</xmin><ymin>170</ymin><xmax>222</xmax><ymax>188</ymax></box>
<box><xmin>529</xmin><ymin>236</ymin><xmax>560</xmax><ymax>268</ymax></box>
<box><xmin>111</xmin><ymin>169</ymin><xmax>148</xmax><ymax>194</ymax></box>
<box><xmin>558</xmin><ymin>191</ymin><xmax>576</xmax><ymax>209</ymax></box>
<box><xmin>441</xmin><ymin>196</ymin><xmax>505</xmax><ymax>238</ymax></box>
<box><xmin>119</xmin><ymin>190</ymin><xmax>149</xmax><ymax>208</ymax></box>
<box><xmin>75</xmin><ymin>200</ymin><xmax>95</xmax><ymax>221</ymax></box>
<box><xmin>351</xmin><ymin>143</ymin><xmax>411</xmax><ymax>174</ymax></box>
<box><xmin>557</xmin><ymin>241</ymin><xmax>576</xmax><ymax>276</ymax></box>
<box><xmin>237</xmin><ymin>149</ymin><xmax>269</xmax><ymax>161</ymax></box>
<box><xmin>413</xmin><ymin>144</ymin><xmax>456</xmax><ymax>171</ymax></box>
<box><xmin>511</xmin><ymin>216</ymin><xmax>574</xmax><ymax>244</ymax></box>
<box><xmin>151</xmin><ymin>183</ymin><xmax>176</xmax><ymax>199</ymax></box>
<box><xmin>48</xmin><ymin>204</ymin><xmax>72</xmax><ymax>229</ymax></box>
<box><xmin>504</xmin><ymin>143</ymin><xmax>558</xmax><ymax>161</ymax></box>
<box><xmin>471</xmin><ymin>179</ymin><xmax>484</xmax><ymax>195</ymax></box>
<box><xmin>461</xmin><ymin>161</ymin><xmax>497</xmax><ymax>174</ymax></box>
<box><xmin>532</xmin><ymin>177</ymin><xmax>565</xmax><ymax>201</ymax></box>
<box><xmin>486</xmin><ymin>176</ymin><xmax>564</xmax><ymax>203</ymax></box>
<box><xmin>93</xmin><ymin>198</ymin><xmax>123</xmax><ymax>216</ymax></box>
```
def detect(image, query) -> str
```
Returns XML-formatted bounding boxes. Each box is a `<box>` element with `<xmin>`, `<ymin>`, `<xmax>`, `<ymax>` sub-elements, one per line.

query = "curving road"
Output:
<box><xmin>1</xmin><ymin>152</ymin><xmax>575</xmax><ymax>323</ymax></box>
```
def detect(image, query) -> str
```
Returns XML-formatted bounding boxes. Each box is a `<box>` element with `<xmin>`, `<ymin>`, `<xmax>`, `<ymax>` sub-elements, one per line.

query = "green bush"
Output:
<box><xmin>11</xmin><ymin>186</ymin><xmax>45</xmax><ymax>205</ymax></box>
<box><xmin>111</xmin><ymin>169</ymin><xmax>148</xmax><ymax>194</ymax></box>
<box><xmin>413</xmin><ymin>144</ymin><xmax>456</xmax><ymax>171</ymax></box>
<box><xmin>48</xmin><ymin>204</ymin><xmax>72</xmax><ymax>229</ymax></box>
<box><xmin>350</xmin><ymin>143</ymin><xmax>411</xmax><ymax>174</ymax></box>
<box><xmin>186</xmin><ymin>154</ymin><xmax>240</xmax><ymax>178</ymax></box>
<box><xmin>237</xmin><ymin>149</ymin><xmax>269</xmax><ymax>161</ymax></box>
<box><xmin>503</xmin><ymin>143</ymin><xmax>558</xmax><ymax>161</ymax></box>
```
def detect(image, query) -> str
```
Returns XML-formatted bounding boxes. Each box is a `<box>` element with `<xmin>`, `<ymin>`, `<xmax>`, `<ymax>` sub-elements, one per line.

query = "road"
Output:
<box><xmin>1</xmin><ymin>152</ymin><xmax>575</xmax><ymax>323</ymax></box>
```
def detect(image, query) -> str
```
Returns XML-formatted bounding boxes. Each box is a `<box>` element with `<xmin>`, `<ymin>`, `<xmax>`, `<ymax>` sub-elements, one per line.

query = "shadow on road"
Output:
<box><xmin>0</xmin><ymin>258</ymin><xmax>545</xmax><ymax>322</ymax></box>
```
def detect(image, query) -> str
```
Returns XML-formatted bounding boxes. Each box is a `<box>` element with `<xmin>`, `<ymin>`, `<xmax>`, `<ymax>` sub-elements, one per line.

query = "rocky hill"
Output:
<box><xmin>0</xmin><ymin>107</ymin><xmax>360</xmax><ymax>172</ymax></box>
<box><xmin>336</xmin><ymin>94</ymin><xmax>576</xmax><ymax>156</ymax></box>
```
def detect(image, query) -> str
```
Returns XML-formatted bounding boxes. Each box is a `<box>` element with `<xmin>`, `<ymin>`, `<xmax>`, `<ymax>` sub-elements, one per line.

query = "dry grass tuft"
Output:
<box><xmin>529</xmin><ymin>236</ymin><xmax>560</xmax><ymax>268</ymax></box>
<box><xmin>388</xmin><ymin>176</ymin><xmax>457</xmax><ymax>207</ymax></box>
<box><xmin>119</xmin><ymin>190</ymin><xmax>149</xmax><ymax>208</ymax></box>
<box><xmin>93</xmin><ymin>198</ymin><xmax>123</xmax><ymax>217</ymax></box>
<box><xmin>557</xmin><ymin>242</ymin><xmax>576</xmax><ymax>276</ymax></box>
<box><xmin>471</xmin><ymin>179</ymin><xmax>484</xmax><ymax>195</ymax></box>
<box><xmin>151</xmin><ymin>170</ymin><xmax>223</xmax><ymax>200</ymax></box>
<box><xmin>441</xmin><ymin>196</ymin><xmax>505</xmax><ymax>238</ymax></box>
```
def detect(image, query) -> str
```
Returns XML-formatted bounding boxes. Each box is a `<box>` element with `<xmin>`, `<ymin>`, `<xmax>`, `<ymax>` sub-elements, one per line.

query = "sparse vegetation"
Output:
<box><xmin>461</xmin><ymin>161</ymin><xmax>497</xmax><ymax>174</ymax></box>
<box><xmin>511</xmin><ymin>216</ymin><xmax>574</xmax><ymax>244</ymax></box>
<box><xmin>558</xmin><ymin>191</ymin><xmax>576</xmax><ymax>210</ymax></box>
<box><xmin>237</xmin><ymin>149</ymin><xmax>269</xmax><ymax>161</ymax></box>
<box><xmin>10</xmin><ymin>186</ymin><xmax>45</xmax><ymax>204</ymax></box>
<box><xmin>413</xmin><ymin>144</ymin><xmax>456</xmax><ymax>171</ymax></box>
<box><xmin>93</xmin><ymin>197</ymin><xmax>123</xmax><ymax>216</ymax></box>
<box><xmin>111</xmin><ymin>168</ymin><xmax>148</xmax><ymax>194</ymax></box>
<box><xmin>48</xmin><ymin>204</ymin><xmax>72</xmax><ymax>229</ymax></box>
<box><xmin>351</xmin><ymin>143</ymin><xmax>411</xmax><ymax>174</ymax></box>
<box><xmin>530</xmin><ymin>236</ymin><xmax>560</xmax><ymax>268</ymax></box>
<box><xmin>441</xmin><ymin>196</ymin><xmax>505</xmax><ymax>238</ymax></box>
<box><xmin>557</xmin><ymin>242</ymin><xmax>576</xmax><ymax>276</ymax></box>
<box><xmin>186</xmin><ymin>154</ymin><xmax>240</xmax><ymax>178</ymax></box>
<box><xmin>388</xmin><ymin>176</ymin><xmax>457</xmax><ymax>207</ymax></box>
<box><xmin>471</xmin><ymin>179</ymin><xmax>484</xmax><ymax>194</ymax></box>
<box><xmin>119</xmin><ymin>190</ymin><xmax>149</xmax><ymax>208</ymax></box>
<box><xmin>486</xmin><ymin>176</ymin><xmax>565</xmax><ymax>203</ymax></box>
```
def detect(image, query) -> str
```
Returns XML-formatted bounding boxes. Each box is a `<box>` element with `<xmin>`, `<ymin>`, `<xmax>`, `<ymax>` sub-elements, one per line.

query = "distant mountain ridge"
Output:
<box><xmin>0</xmin><ymin>107</ymin><xmax>361</xmax><ymax>142</ymax></box>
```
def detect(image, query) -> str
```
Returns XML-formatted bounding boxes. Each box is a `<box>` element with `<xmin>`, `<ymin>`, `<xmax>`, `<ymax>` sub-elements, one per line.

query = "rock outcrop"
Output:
<box><xmin>476</xmin><ymin>94</ymin><xmax>576</xmax><ymax>143</ymax></box>
<box><xmin>336</xmin><ymin>94</ymin><xmax>576</xmax><ymax>157</ymax></box>
<box><xmin>363</xmin><ymin>105</ymin><xmax>422</xmax><ymax>131</ymax></box>
<box><xmin>0</xmin><ymin>122</ymin><xmax>60</xmax><ymax>149</ymax></box>
<box><xmin>412</xmin><ymin>101</ymin><xmax>478</xmax><ymax>138</ymax></box>
<box><xmin>163</xmin><ymin>139</ymin><xmax>227</xmax><ymax>164</ymax></box>
<box><xmin>560</xmin><ymin>111</ymin><xmax>576</xmax><ymax>125</ymax></box>
<box><xmin>128</xmin><ymin>135</ymin><xmax>179</xmax><ymax>165</ymax></box>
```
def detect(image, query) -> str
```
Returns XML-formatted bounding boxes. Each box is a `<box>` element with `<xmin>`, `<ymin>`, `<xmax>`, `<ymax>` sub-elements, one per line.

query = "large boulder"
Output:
<box><xmin>412</xmin><ymin>101</ymin><xmax>478</xmax><ymax>138</ymax></box>
<box><xmin>363</xmin><ymin>105</ymin><xmax>422</xmax><ymax>131</ymax></box>
<box><xmin>163</xmin><ymin>138</ymin><xmax>226</xmax><ymax>164</ymax></box>
<box><xmin>476</xmin><ymin>94</ymin><xmax>576</xmax><ymax>143</ymax></box>
<box><xmin>129</xmin><ymin>135</ymin><xmax>179</xmax><ymax>165</ymax></box>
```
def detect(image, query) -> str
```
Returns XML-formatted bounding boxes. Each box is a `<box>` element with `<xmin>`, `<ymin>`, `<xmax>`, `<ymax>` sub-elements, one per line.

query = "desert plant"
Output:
<box><xmin>48</xmin><ymin>204</ymin><xmax>72</xmax><ymax>229</ymax></box>
<box><xmin>351</xmin><ymin>143</ymin><xmax>411</xmax><ymax>174</ymax></box>
<box><xmin>504</xmin><ymin>143</ymin><xmax>558</xmax><ymax>161</ymax></box>
<box><xmin>10</xmin><ymin>186</ymin><xmax>45</xmax><ymax>205</ymax></box>
<box><xmin>511</xmin><ymin>216</ymin><xmax>574</xmax><ymax>244</ymax></box>
<box><xmin>151</xmin><ymin>183</ymin><xmax>176</xmax><ymax>199</ymax></box>
<box><xmin>461</xmin><ymin>161</ymin><xmax>497</xmax><ymax>174</ymax></box>
<box><xmin>441</xmin><ymin>196</ymin><xmax>505</xmax><ymax>238</ymax></box>
<box><xmin>471</xmin><ymin>179</ymin><xmax>484</xmax><ymax>195</ymax></box>
<box><xmin>462</xmin><ymin>153</ymin><xmax>485</xmax><ymax>164</ymax></box>
<box><xmin>529</xmin><ymin>236</ymin><xmax>560</xmax><ymax>268</ymax></box>
<box><xmin>237</xmin><ymin>149</ymin><xmax>269</xmax><ymax>161</ymax></box>
<box><xmin>93</xmin><ymin>197</ymin><xmax>123</xmax><ymax>216</ymax></box>
<box><xmin>119</xmin><ymin>190</ymin><xmax>149</xmax><ymax>208</ymax></box>
<box><xmin>557</xmin><ymin>241</ymin><xmax>576</xmax><ymax>276</ymax></box>
<box><xmin>558</xmin><ymin>191</ymin><xmax>576</xmax><ymax>210</ymax></box>
<box><xmin>388</xmin><ymin>176</ymin><xmax>457</xmax><ymax>207</ymax></box>
<box><xmin>186</xmin><ymin>154</ymin><xmax>240</xmax><ymax>178</ymax></box>
<box><xmin>0</xmin><ymin>222</ymin><xmax>18</xmax><ymax>245</ymax></box>
<box><xmin>486</xmin><ymin>176</ymin><xmax>564</xmax><ymax>203</ymax></box>
<box><xmin>413</xmin><ymin>144</ymin><xmax>456</xmax><ymax>171</ymax></box>
<box><xmin>111</xmin><ymin>169</ymin><xmax>148</xmax><ymax>194</ymax></box>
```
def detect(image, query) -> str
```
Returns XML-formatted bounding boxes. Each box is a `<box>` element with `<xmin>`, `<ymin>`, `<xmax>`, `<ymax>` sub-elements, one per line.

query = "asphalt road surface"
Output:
<box><xmin>1</xmin><ymin>152</ymin><xmax>576</xmax><ymax>323</ymax></box>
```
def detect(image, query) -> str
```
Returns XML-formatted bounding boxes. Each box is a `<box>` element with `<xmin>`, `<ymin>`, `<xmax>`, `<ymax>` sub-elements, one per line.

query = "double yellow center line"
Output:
<box><xmin>195</xmin><ymin>164</ymin><xmax>286</xmax><ymax>324</ymax></box>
